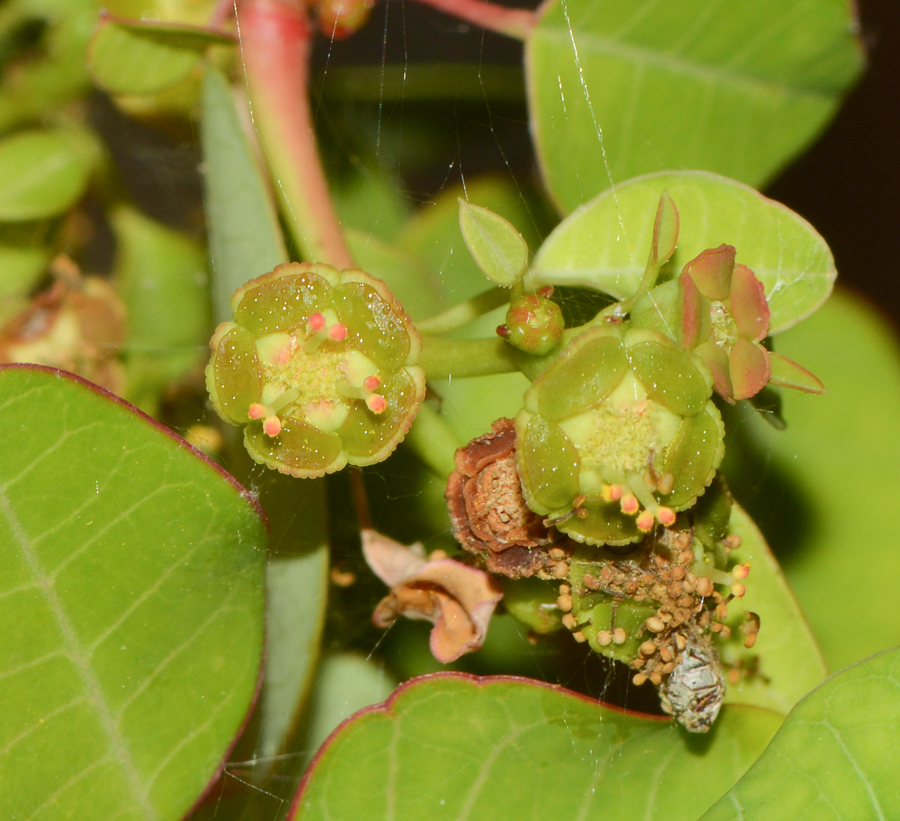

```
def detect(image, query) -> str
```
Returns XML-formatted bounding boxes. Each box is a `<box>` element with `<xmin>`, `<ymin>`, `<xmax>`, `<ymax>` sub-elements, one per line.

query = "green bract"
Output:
<box><xmin>515</xmin><ymin>325</ymin><xmax>724</xmax><ymax>546</ymax></box>
<box><xmin>207</xmin><ymin>261</ymin><xmax>425</xmax><ymax>477</ymax></box>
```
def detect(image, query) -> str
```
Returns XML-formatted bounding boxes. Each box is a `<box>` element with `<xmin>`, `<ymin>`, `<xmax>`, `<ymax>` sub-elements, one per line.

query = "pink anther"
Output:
<box><xmin>656</xmin><ymin>506</ymin><xmax>676</xmax><ymax>527</ymax></box>
<box><xmin>329</xmin><ymin>322</ymin><xmax>347</xmax><ymax>341</ymax></box>
<box><xmin>263</xmin><ymin>416</ymin><xmax>282</xmax><ymax>437</ymax></box>
<box><xmin>636</xmin><ymin>511</ymin><xmax>655</xmax><ymax>532</ymax></box>
<box><xmin>366</xmin><ymin>394</ymin><xmax>387</xmax><ymax>414</ymax></box>
<box><xmin>248</xmin><ymin>403</ymin><xmax>267</xmax><ymax>420</ymax></box>
<box><xmin>308</xmin><ymin>313</ymin><xmax>327</xmax><ymax>332</ymax></box>
<box><xmin>363</xmin><ymin>375</ymin><xmax>381</xmax><ymax>391</ymax></box>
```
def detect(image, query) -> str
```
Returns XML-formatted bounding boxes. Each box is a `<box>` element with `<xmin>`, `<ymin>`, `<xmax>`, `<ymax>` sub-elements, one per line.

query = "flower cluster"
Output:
<box><xmin>207</xmin><ymin>262</ymin><xmax>425</xmax><ymax>477</ymax></box>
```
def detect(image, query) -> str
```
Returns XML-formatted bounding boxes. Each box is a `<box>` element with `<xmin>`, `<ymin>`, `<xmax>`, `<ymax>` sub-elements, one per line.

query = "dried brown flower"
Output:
<box><xmin>446</xmin><ymin>417</ymin><xmax>560</xmax><ymax>578</ymax></box>
<box><xmin>362</xmin><ymin>529</ymin><xmax>502</xmax><ymax>663</ymax></box>
<box><xmin>0</xmin><ymin>259</ymin><xmax>125</xmax><ymax>392</ymax></box>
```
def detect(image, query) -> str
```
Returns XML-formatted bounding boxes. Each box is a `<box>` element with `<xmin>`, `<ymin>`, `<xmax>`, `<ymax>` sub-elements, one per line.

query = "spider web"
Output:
<box><xmin>198</xmin><ymin>1</ymin><xmax>673</xmax><ymax>817</ymax></box>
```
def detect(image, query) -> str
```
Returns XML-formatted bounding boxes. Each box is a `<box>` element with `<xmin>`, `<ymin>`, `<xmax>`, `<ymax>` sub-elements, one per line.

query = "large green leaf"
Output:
<box><xmin>89</xmin><ymin>16</ymin><xmax>234</xmax><ymax>96</ymax></box>
<box><xmin>201</xmin><ymin>65</ymin><xmax>288</xmax><ymax>325</ymax></box>
<box><xmin>0</xmin><ymin>129</ymin><xmax>97</xmax><ymax>221</ymax></box>
<box><xmin>526</xmin><ymin>0</ymin><xmax>864</xmax><ymax>214</ymax></box>
<box><xmin>701</xmin><ymin>646</ymin><xmax>900</xmax><ymax>819</ymax></box>
<box><xmin>532</xmin><ymin>171</ymin><xmax>835</xmax><ymax>333</ymax></box>
<box><xmin>0</xmin><ymin>365</ymin><xmax>266</xmax><ymax>821</ymax></box>
<box><xmin>290</xmin><ymin>674</ymin><xmax>782</xmax><ymax>821</ymax></box>
<box><xmin>724</xmin><ymin>290</ymin><xmax>900</xmax><ymax>671</ymax></box>
<box><xmin>720</xmin><ymin>504</ymin><xmax>826</xmax><ymax>714</ymax></box>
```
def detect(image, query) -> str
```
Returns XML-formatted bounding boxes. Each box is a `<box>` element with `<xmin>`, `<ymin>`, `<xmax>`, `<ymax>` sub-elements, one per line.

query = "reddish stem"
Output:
<box><xmin>409</xmin><ymin>0</ymin><xmax>534</xmax><ymax>39</ymax></box>
<box><xmin>236</xmin><ymin>0</ymin><xmax>355</xmax><ymax>268</ymax></box>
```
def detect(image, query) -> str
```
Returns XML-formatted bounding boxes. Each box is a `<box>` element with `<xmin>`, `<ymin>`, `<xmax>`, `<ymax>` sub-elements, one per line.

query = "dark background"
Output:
<box><xmin>767</xmin><ymin>0</ymin><xmax>900</xmax><ymax>326</ymax></box>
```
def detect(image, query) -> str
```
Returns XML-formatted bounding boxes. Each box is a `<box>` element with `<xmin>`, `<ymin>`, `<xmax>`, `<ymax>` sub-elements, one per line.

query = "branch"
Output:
<box><xmin>408</xmin><ymin>0</ymin><xmax>535</xmax><ymax>40</ymax></box>
<box><xmin>237</xmin><ymin>0</ymin><xmax>355</xmax><ymax>268</ymax></box>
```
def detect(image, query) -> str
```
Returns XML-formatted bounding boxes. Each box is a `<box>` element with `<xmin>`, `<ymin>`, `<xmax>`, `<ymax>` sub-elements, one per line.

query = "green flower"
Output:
<box><xmin>207</xmin><ymin>261</ymin><xmax>425</xmax><ymax>477</ymax></box>
<box><xmin>515</xmin><ymin>324</ymin><xmax>724</xmax><ymax>546</ymax></box>
<box><xmin>632</xmin><ymin>244</ymin><xmax>823</xmax><ymax>402</ymax></box>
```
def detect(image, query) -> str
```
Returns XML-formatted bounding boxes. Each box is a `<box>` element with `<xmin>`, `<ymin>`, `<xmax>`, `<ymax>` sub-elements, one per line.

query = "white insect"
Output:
<box><xmin>658</xmin><ymin>632</ymin><xmax>725</xmax><ymax>733</ymax></box>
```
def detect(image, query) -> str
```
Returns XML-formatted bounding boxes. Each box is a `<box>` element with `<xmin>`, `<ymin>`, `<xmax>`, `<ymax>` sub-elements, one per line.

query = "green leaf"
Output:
<box><xmin>720</xmin><ymin>504</ymin><xmax>826</xmax><ymax>714</ymax></box>
<box><xmin>201</xmin><ymin>66</ymin><xmax>288</xmax><ymax>324</ymax></box>
<box><xmin>701</xmin><ymin>646</ymin><xmax>900</xmax><ymax>820</ymax></box>
<box><xmin>291</xmin><ymin>674</ymin><xmax>782</xmax><ymax>820</ymax></box>
<box><xmin>458</xmin><ymin>199</ymin><xmax>529</xmax><ymax>287</ymax></box>
<box><xmin>526</xmin><ymin>0</ymin><xmax>864</xmax><ymax>213</ymax></box>
<box><xmin>88</xmin><ymin>16</ymin><xmax>234</xmax><ymax>96</ymax></box>
<box><xmin>0</xmin><ymin>365</ymin><xmax>266</xmax><ymax>821</ymax></box>
<box><xmin>256</xmin><ymin>476</ymin><xmax>330</xmax><ymax>764</ymax></box>
<box><xmin>0</xmin><ymin>129</ymin><xmax>96</xmax><ymax>221</ymax></box>
<box><xmin>723</xmin><ymin>290</ymin><xmax>900</xmax><ymax>671</ymax></box>
<box><xmin>111</xmin><ymin>204</ymin><xmax>210</xmax><ymax>414</ymax></box>
<box><xmin>532</xmin><ymin>171</ymin><xmax>834</xmax><ymax>334</ymax></box>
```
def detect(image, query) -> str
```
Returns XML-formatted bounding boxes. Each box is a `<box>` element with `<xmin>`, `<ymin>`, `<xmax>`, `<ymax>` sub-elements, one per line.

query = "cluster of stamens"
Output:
<box><xmin>598</xmin><ymin>462</ymin><xmax>677</xmax><ymax>533</ymax></box>
<box><xmin>249</xmin><ymin>312</ymin><xmax>389</xmax><ymax>438</ymax></box>
<box><xmin>558</xmin><ymin>529</ymin><xmax>757</xmax><ymax>688</ymax></box>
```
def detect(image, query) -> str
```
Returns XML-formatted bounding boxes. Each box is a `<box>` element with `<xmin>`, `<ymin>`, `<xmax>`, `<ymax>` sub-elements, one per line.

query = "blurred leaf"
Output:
<box><xmin>256</xmin><ymin>476</ymin><xmax>330</xmax><ymax>764</ymax></box>
<box><xmin>290</xmin><ymin>674</ymin><xmax>782</xmax><ymax>821</ymax></box>
<box><xmin>0</xmin><ymin>0</ymin><xmax>95</xmax><ymax>132</ymax></box>
<box><xmin>723</xmin><ymin>290</ymin><xmax>900</xmax><ymax>671</ymax></box>
<box><xmin>701</xmin><ymin>646</ymin><xmax>900</xmax><ymax>819</ymax></box>
<box><xmin>526</xmin><ymin>0</ymin><xmax>865</xmax><ymax>213</ymax></box>
<box><xmin>329</xmin><ymin>164</ymin><xmax>411</xmax><ymax>244</ymax></box>
<box><xmin>0</xmin><ymin>365</ymin><xmax>266</xmax><ymax>821</ymax></box>
<box><xmin>345</xmin><ymin>228</ymin><xmax>442</xmax><ymax>321</ymax></box>
<box><xmin>89</xmin><ymin>15</ymin><xmax>234</xmax><ymax>96</ymax></box>
<box><xmin>0</xmin><ymin>221</ymin><xmax>51</xmax><ymax>300</ymax></box>
<box><xmin>0</xmin><ymin>129</ymin><xmax>96</xmax><ymax>221</ymax></box>
<box><xmin>720</xmin><ymin>504</ymin><xmax>826</xmax><ymax>714</ymax></box>
<box><xmin>458</xmin><ymin>199</ymin><xmax>528</xmax><ymax>287</ymax></box>
<box><xmin>532</xmin><ymin>171</ymin><xmax>834</xmax><ymax>334</ymax></box>
<box><xmin>111</xmin><ymin>204</ymin><xmax>209</xmax><ymax>413</ymax></box>
<box><xmin>200</xmin><ymin>65</ymin><xmax>287</xmax><ymax>324</ymax></box>
<box><xmin>397</xmin><ymin>177</ymin><xmax>547</xmax><ymax>313</ymax></box>
<box><xmin>301</xmin><ymin>653</ymin><xmax>397</xmax><ymax>757</ymax></box>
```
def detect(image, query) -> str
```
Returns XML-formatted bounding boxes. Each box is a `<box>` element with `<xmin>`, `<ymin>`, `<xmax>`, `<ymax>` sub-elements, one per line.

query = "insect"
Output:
<box><xmin>658</xmin><ymin>630</ymin><xmax>725</xmax><ymax>733</ymax></box>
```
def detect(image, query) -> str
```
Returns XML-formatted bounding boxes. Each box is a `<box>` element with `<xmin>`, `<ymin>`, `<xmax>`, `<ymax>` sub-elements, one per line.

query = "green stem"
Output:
<box><xmin>405</xmin><ymin>402</ymin><xmax>461</xmax><ymax>477</ymax></box>
<box><xmin>415</xmin><ymin>288</ymin><xmax>509</xmax><ymax>335</ymax></box>
<box><xmin>419</xmin><ymin>335</ymin><xmax>520</xmax><ymax>380</ymax></box>
<box><xmin>237</xmin><ymin>0</ymin><xmax>354</xmax><ymax>268</ymax></box>
<box><xmin>408</xmin><ymin>0</ymin><xmax>535</xmax><ymax>39</ymax></box>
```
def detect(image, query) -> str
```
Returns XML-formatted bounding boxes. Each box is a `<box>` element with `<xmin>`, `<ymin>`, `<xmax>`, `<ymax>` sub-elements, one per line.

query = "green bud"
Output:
<box><xmin>498</xmin><ymin>290</ymin><xmax>565</xmax><ymax>356</ymax></box>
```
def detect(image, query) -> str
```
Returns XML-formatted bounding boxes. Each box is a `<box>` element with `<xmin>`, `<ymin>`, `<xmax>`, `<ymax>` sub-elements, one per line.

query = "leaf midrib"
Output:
<box><xmin>0</xmin><ymin>483</ymin><xmax>158</xmax><ymax>821</ymax></box>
